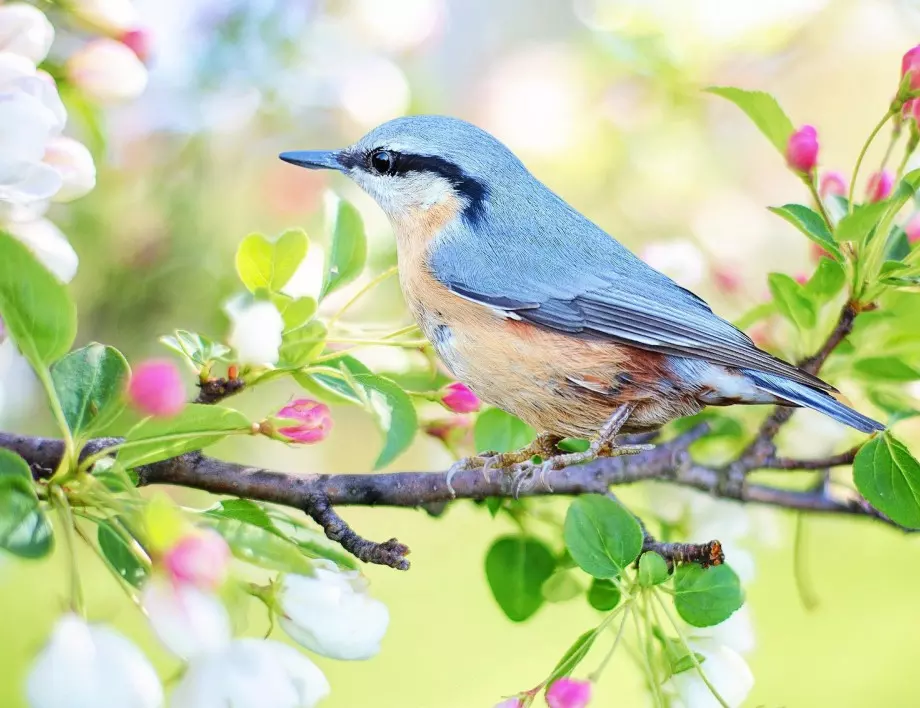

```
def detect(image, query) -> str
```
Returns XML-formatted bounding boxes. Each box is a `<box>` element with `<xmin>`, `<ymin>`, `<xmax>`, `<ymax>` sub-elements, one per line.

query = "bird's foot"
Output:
<box><xmin>445</xmin><ymin>433</ymin><xmax>561</xmax><ymax>497</ymax></box>
<box><xmin>505</xmin><ymin>404</ymin><xmax>653</xmax><ymax>497</ymax></box>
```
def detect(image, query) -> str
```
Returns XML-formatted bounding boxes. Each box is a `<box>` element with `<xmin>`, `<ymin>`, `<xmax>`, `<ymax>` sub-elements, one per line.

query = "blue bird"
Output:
<box><xmin>280</xmin><ymin>116</ymin><xmax>883</xmax><ymax>474</ymax></box>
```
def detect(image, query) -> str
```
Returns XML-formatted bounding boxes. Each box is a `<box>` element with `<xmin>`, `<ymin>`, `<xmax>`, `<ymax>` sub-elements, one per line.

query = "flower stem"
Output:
<box><xmin>326</xmin><ymin>265</ymin><xmax>398</xmax><ymax>328</ymax></box>
<box><xmin>806</xmin><ymin>178</ymin><xmax>833</xmax><ymax>230</ymax></box>
<box><xmin>632</xmin><ymin>595</ymin><xmax>664</xmax><ymax>708</ymax></box>
<box><xmin>52</xmin><ymin>486</ymin><xmax>85</xmax><ymax>616</ymax></box>
<box><xmin>652</xmin><ymin>590</ymin><xmax>731</xmax><ymax>708</ymax></box>
<box><xmin>849</xmin><ymin>110</ymin><xmax>895</xmax><ymax>213</ymax></box>
<box><xmin>588</xmin><ymin>601</ymin><xmax>633</xmax><ymax>682</ymax></box>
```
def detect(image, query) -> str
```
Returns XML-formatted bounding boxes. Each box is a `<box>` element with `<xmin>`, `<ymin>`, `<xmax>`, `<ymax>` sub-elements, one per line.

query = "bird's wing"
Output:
<box><xmin>429</xmin><ymin>208</ymin><xmax>833</xmax><ymax>393</ymax></box>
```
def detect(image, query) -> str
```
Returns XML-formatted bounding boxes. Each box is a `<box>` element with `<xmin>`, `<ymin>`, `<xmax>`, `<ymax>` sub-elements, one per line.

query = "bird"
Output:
<box><xmin>279</xmin><ymin>115</ymin><xmax>883</xmax><ymax>482</ymax></box>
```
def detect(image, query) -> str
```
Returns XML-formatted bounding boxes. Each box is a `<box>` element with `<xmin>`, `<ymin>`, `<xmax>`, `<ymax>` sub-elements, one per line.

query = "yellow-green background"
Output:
<box><xmin>3</xmin><ymin>0</ymin><xmax>920</xmax><ymax>705</ymax></box>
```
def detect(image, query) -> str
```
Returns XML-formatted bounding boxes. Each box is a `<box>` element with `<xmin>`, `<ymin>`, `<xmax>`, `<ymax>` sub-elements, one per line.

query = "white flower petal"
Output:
<box><xmin>228</xmin><ymin>300</ymin><xmax>284</xmax><ymax>366</ymax></box>
<box><xmin>69</xmin><ymin>0</ymin><xmax>140</xmax><ymax>36</ymax></box>
<box><xmin>279</xmin><ymin>564</ymin><xmax>389</xmax><ymax>660</ymax></box>
<box><xmin>0</xmin><ymin>4</ymin><xmax>54</xmax><ymax>64</ymax></box>
<box><xmin>665</xmin><ymin>639</ymin><xmax>754</xmax><ymax>708</ymax></box>
<box><xmin>6</xmin><ymin>218</ymin><xmax>78</xmax><ymax>282</ymax></box>
<box><xmin>26</xmin><ymin>613</ymin><xmax>164</xmax><ymax>708</ymax></box>
<box><xmin>142</xmin><ymin>578</ymin><xmax>231</xmax><ymax>660</ymax></box>
<box><xmin>66</xmin><ymin>38</ymin><xmax>147</xmax><ymax>103</ymax></box>
<box><xmin>43</xmin><ymin>136</ymin><xmax>96</xmax><ymax>202</ymax></box>
<box><xmin>686</xmin><ymin>604</ymin><xmax>755</xmax><ymax>656</ymax></box>
<box><xmin>171</xmin><ymin>639</ymin><xmax>329</xmax><ymax>708</ymax></box>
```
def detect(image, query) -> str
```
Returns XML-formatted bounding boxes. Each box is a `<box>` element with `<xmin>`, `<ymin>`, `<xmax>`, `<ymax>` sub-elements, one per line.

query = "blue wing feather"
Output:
<box><xmin>429</xmin><ymin>177</ymin><xmax>833</xmax><ymax>393</ymax></box>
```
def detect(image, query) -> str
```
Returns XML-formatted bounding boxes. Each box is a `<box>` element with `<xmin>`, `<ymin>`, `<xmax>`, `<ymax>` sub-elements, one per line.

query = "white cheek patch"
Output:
<box><xmin>350</xmin><ymin>170</ymin><xmax>454</xmax><ymax>218</ymax></box>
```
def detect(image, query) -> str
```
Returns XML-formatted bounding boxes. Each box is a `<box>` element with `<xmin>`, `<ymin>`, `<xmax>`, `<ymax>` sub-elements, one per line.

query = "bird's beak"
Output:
<box><xmin>278</xmin><ymin>150</ymin><xmax>344</xmax><ymax>171</ymax></box>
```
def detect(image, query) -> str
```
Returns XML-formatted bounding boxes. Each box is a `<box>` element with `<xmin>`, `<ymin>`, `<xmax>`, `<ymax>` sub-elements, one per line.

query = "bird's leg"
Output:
<box><xmin>508</xmin><ymin>404</ymin><xmax>653</xmax><ymax>495</ymax></box>
<box><xmin>445</xmin><ymin>432</ymin><xmax>562</xmax><ymax>497</ymax></box>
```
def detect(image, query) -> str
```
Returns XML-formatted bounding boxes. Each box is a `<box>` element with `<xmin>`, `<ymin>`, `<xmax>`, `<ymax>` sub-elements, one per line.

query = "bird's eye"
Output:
<box><xmin>369</xmin><ymin>149</ymin><xmax>395</xmax><ymax>175</ymax></box>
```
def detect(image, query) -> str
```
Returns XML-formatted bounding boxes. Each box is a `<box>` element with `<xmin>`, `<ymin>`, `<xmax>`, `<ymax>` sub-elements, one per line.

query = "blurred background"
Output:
<box><xmin>3</xmin><ymin>0</ymin><xmax>920</xmax><ymax>705</ymax></box>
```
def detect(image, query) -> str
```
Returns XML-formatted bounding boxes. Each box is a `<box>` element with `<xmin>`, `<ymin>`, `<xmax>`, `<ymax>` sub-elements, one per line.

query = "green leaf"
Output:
<box><xmin>705</xmin><ymin>87</ymin><xmax>794</xmax><ymax>154</ymax></box>
<box><xmin>853</xmin><ymin>357</ymin><xmax>920</xmax><ymax>382</ymax></box>
<box><xmin>235</xmin><ymin>229</ymin><xmax>308</xmax><ymax>293</ymax></box>
<box><xmin>805</xmin><ymin>258</ymin><xmax>846</xmax><ymax>301</ymax></box>
<box><xmin>117</xmin><ymin>404</ymin><xmax>251</xmax><ymax>469</ymax></box>
<box><xmin>638</xmin><ymin>552</ymin><xmax>669</xmax><ymax>587</ymax></box>
<box><xmin>673</xmin><ymin>564</ymin><xmax>744</xmax><ymax>627</ymax></box>
<box><xmin>733</xmin><ymin>301</ymin><xmax>776</xmax><ymax>331</ymax></box>
<box><xmin>321</xmin><ymin>195</ymin><xmax>367</xmax><ymax>300</ymax></box>
<box><xmin>0</xmin><ymin>450</ymin><xmax>52</xmax><ymax>559</ymax></box>
<box><xmin>547</xmin><ymin>629</ymin><xmax>597</xmax><ymax>685</ymax></box>
<box><xmin>474</xmin><ymin>408</ymin><xmax>536</xmax><ymax>453</ymax></box>
<box><xmin>278</xmin><ymin>320</ymin><xmax>327</xmax><ymax>368</ymax></box>
<box><xmin>205</xmin><ymin>499</ymin><xmax>279</xmax><ymax>535</ymax></box>
<box><xmin>835</xmin><ymin>202</ymin><xmax>888</xmax><ymax>245</ymax></box>
<box><xmin>52</xmin><ymin>343</ymin><xmax>129</xmax><ymax>438</ymax></box>
<box><xmin>542</xmin><ymin>569</ymin><xmax>584</xmax><ymax>603</ymax></box>
<box><xmin>211</xmin><ymin>515</ymin><xmax>315</xmax><ymax>575</ymax></box>
<box><xmin>768</xmin><ymin>204</ymin><xmax>840</xmax><ymax>260</ymax></box>
<box><xmin>351</xmin><ymin>373</ymin><xmax>417</xmax><ymax>469</ymax></box>
<box><xmin>884</xmin><ymin>226</ymin><xmax>911</xmax><ymax>261</ymax></box>
<box><xmin>295</xmin><ymin>355</ymin><xmax>372</xmax><ymax>404</ymax></box>
<box><xmin>97</xmin><ymin>520</ymin><xmax>148</xmax><ymax>588</ymax></box>
<box><xmin>768</xmin><ymin>273</ymin><xmax>817</xmax><ymax>330</ymax></box>
<box><xmin>272</xmin><ymin>295</ymin><xmax>318</xmax><ymax>331</ymax></box>
<box><xmin>563</xmin><ymin>495</ymin><xmax>643</xmax><ymax>579</ymax></box>
<box><xmin>587</xmin><ymin>578</ymin><xmax>621</xmax><ymax>611</ymax></box>
<box><xmin>0</xmin><ymin>231</ymin><xmax>77</xmax><ymax>369</ymax></box>
<box><xmin>853</xmin><ymin>433</ymin><xmax>920</xmax><ymax>528</ymax></box>
<box><xmin>485</xmin><ymin>535</ymin><xmax>556</xmax><ymax>622</ymax></box>
<box><xmin>160</xmin><ymin>330</ymin><xmax>231</xmax><ymax>367</ymax></box>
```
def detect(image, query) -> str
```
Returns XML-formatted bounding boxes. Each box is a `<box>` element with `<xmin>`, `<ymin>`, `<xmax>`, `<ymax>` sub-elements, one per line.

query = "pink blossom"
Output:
<box><xmin>866</xmin><ymin>171</ymin><xmax>894</xmax><ymax>202</ymax></box>
<box><xmin>905</xmin><ymin>214</ymin><xmax>920</xmax><ymax>244</ymax></box>
<box><xmin>712</xmin><ymin>266</ymin><xmax>741</xmax><ymax>294</ymax></box>
<box><xmin>902</xmin><ymin>98</ymin><xmax>920</xmax><ymax>125</ymax></box>
<box><xmin>424</xmin><ymin>416</ymin><xmax>471</xmax><ymax>443</ymax></box>
<box><xmin>546</xmin><ymin>678</ymin><xmax>592</xmax><ymax>708</ymax></box>
<box><xmin>163</xmin><ymin>528</ymin><xmax>231</xmax><ymax>591</ymax></box>
<box><xmin>902</xmin><ymin>45</ymin><xmax>920</xmax><ymax>90</ymax></box>
<box><xmin>818</xmin><ymin>171</ymin><xmax>847</xmax><ymax>199</ymax></box>
<box><xmin>794</xmin><ymin>272</ymin><xmax>809</xmax><ymax>285</ymax></box>
<box><xmin>276</xmin><ymin>399</ymin><xmax>333</xmax><ymax>444</ymax></box>
<box><xmin>785</xmin><ymin>125</ymin><xmax>818</xmax><ymax>174</ymax></box>
<box><xmin>440</xmin><ymin>382</ymin><xmax>481</xmax><ymax>413</ymax></box>
<box><xmin>120</xmin><ymin>28</ymin><xmax>152</xmax><ymax>63</ymax></box>
<box><xmin>127</xmin><ymin>359</ymin><xmax>186</xmax><ymax>417</ymax></box>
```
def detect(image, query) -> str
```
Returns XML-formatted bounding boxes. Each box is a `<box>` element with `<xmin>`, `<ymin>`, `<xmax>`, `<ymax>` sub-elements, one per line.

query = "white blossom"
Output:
<box><xmin>0</xmin><ymin>52</ymin><xmax>66</xmax><ymax>209</ymax></box>
<box><xmin>26</xmin><ymin>613</ymin><xmax>163</xmax><ymax>708</ymax></box>
<box><xmin>6</xmin><ymin>218</ymin><xmax>79</xmax><ymax>282</ymax></box>
<box><xmin>142</xmin><ymin>577</ymin><xmax>231</xmax><ymax>660</ymax></box>
<box><xmin>664</xmin><ymin>639</ymin><xmax>754</xmax><ymax>708</ymax></box>
<box><xmin>43</xmin><ymin>136</ymin><xmax>96</xmax><ymax>202</ymax></box>
<box><xmin>640</xmin><ymin>239</ymin><xmax>708</xmax><ymax>288</ymax></box>
<box><xmin>66</xmin><ymin>38</ymin><xmax>147</xmax><ymax>103</ymax></box>
<box><xmin>227</xmin><ymin>300</ymin><xmax>285</xmax><ymax>366</ymax></box>
<box><xmin>69</xmin><ymin>0</ymin><xmax>140</xmax><ymax>36</ymax></box>
<box><xmin>0</xmin><ymin>3</ymin><xmax>54</xmax><ymax>64</ymax></box>
<box><xmin>170</xmin><ymin>638</ymin><xmax>330</xmax><ymax>708</ymax></box>
<box><xmin>278</xmin><ymin>564</ymin><xmax>389</xmax><ymax>660</ymax></box>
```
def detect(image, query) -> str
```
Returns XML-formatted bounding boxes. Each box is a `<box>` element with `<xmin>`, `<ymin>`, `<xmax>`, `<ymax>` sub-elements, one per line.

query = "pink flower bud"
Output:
<box><xmin>127</xmin><ymin>359</ymin><xmax>186</xmax><ymax>417</ymax></box>
<box><xmin>163</xmin><ymin>528</ymin><xmax>230</xmax><ymax>590</ymax></box>
<box><xmin>424</xmin><ymin>416</ymin><xmax>472</xmax><ymax>443</ymax></box>
<box><xmin>866</xmin><ymin>171</ymin><xmax>893</xmax><ymax>202</ymax></box>
<box><xmin>902</xmin><ymin>45</ymin><xmax>920</xmax><ymax>90</ymax></box>
<box><xmin>712</xmin><ymin>266</ymin><xmax>741</xmax><ymax>294</ymax></box>
<box><xmin>809</xmin><ymin>242</ymin><xmax>831</xmax><ymax>262</ymax></box>
<box><xmin>66</xmin><ymin>38</ymin><xmax>148</xmax><ymax>103</ymax></box>
<box><xmin>818</xmin><ymin>171</ymin><xmax>847</xmax><ymax>199</ymax></box>
<box><xmin>906</xmin><ymin>214</ymin><xmax>920</xmax><ymax>244</ymax></box>
<box><xmin>794</xmin><ymin>272</ymin><xmax>808</xmax><ymax>285</ymax></box>
<box><xmin>276</xmin><ymin>399</ymin><xmax>333</xmax><ymax>444</ymax></box>
<box><xmin>785</xmin><ymin>125</ymin><xmax>818</xmax><ymax>174</ymax></box>
<box><xmin>546</xmin><ymin>678</ymin><xmax>592</xmax><ymax>708</ymax></box>
<box><xmin>120</xmin><ymin>28</ymin><xmax>152</xmax><ymax>63</ymax></box>
<box><xmin>439</xmin><ymin>382</ymin><xmax>481</xmax><ymax>413</ymax></box>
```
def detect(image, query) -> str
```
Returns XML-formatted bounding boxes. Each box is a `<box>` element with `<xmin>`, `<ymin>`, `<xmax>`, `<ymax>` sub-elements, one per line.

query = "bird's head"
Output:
<box><xmin>280</xmin><ymin>115</ymin><xmax>528</xmax><ymax>229</ymax></box>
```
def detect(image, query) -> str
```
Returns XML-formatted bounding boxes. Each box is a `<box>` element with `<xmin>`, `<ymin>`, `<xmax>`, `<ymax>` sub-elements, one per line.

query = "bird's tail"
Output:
<box><xmin>742</xmin><ymin>369</ymin><xmax>884</xmax><ymax>434</ymax></box>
